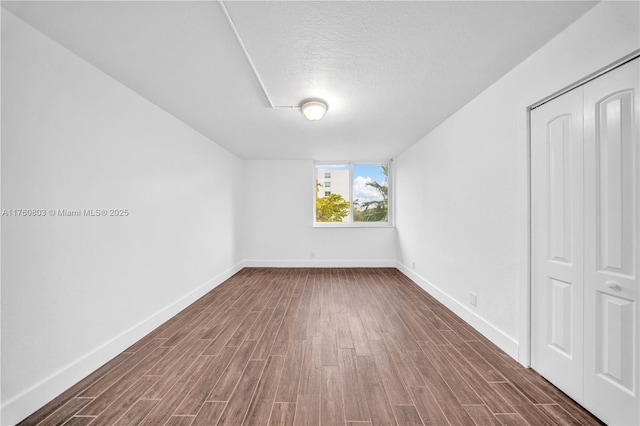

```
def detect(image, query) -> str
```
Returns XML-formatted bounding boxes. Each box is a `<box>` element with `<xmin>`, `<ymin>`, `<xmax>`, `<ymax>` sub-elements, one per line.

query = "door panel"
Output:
<box><xmin>548</xmin><ymin>278</ymin><xmax>573</xmax><ymax>356</ymax></box>
<box><xmin>597</xmin><ymin>292</ymin><xmax>635</xmax><ymax>392</ymax></box>
<box><xmin>584</xmin><ymin>58</ymin><xmax>639</xmax><ymax>426</ymax></box>
<box><xmin>548</xmin><ymin>115</ymin><xmax>574</xmax><ymax>264</ymax></box>
<box><xmin>596</xmin><ymin>91</ymin><xmax>636</xmax><ymax>275</ymax></box>
<box><xmin>531</xmin><ymin>87</ymin><xmax>584</xmax><ymax>402</ymax></box>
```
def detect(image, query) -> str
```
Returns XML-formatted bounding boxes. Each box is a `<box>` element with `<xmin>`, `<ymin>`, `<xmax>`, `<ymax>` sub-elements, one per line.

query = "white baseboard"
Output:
<box><xmin>1</xmin><ymin>261</ymin><xmax>244</xmax><ymax>426</ymax></box>
<box><xmin>396</xmin><ymin>262</ymin><xmax>520</xmax><ymax>362</ymax></box>
<box><xmin>243</xmin><ymin>259</ymin><xmax>397</xmax><ymax>268</ymax></box>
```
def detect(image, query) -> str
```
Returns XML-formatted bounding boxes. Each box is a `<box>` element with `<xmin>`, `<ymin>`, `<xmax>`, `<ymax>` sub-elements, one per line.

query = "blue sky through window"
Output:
<box><xmin>353</xmin><ymin>164</ymin><xmax>387</xmax><ymax>204</ymax></box>
<box><xmin>315</xmin><ymin>162</ymin><xmax>389</xmax><ymax>224</ymax></box>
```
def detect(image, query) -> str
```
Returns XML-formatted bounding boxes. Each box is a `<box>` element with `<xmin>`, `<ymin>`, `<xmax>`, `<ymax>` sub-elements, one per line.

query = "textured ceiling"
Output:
<box><xmin>2</xmin><ymin>1</ymin><xmax>597</xmax><ymax>160</ymax></box>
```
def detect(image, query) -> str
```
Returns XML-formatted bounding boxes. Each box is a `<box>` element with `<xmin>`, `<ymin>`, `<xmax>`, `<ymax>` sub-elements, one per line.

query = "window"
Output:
<box><xmin>314</xmin><ymin>162</ymin><xmax>390</xmax><ymax>226</ymax></box>
<box><xmin>324</xmin><ymin>172</ymin><xmax>331</xmax><ymax>179</ymax></box>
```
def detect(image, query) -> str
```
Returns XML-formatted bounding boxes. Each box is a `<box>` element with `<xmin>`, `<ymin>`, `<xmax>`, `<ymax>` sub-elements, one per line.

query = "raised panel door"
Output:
<box><xmin>531</xmin><ymin>87</ymin><xmax>584</xmax><ymax>402</ymax></box>
<box><xmin>583</xmin><ymin>58</ymin><xmax>639</xmax><ymax>426</ymax></box>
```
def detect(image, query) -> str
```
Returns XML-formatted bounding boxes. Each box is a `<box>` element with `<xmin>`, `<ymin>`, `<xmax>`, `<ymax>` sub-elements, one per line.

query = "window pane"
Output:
<box><xmin>353</xmin><ymin>164</ymin><xmax>388</xmax><ymax>222</ymax></box>
<box><xmin>315</xmin><ymin>165</ymin><xmax>350</xmax><ymax>222</ymax></box>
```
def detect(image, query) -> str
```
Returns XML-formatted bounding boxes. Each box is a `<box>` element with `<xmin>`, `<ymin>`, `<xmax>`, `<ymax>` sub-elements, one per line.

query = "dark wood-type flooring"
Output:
<box><xmin>21</xmin><ymin>268</ymin><xmax>602</xmax><ymax>426</ymax></box>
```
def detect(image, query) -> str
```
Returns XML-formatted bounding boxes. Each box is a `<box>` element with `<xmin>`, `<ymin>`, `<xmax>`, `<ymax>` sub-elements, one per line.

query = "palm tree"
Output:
<box><xmin>355</xmin><ymin>165</ymin><xmax>388</xmax><ymax>222</ymax></box>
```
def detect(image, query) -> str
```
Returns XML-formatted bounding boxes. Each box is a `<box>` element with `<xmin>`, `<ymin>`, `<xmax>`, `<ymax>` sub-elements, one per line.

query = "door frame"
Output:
<box><xmin>524</xmin><ymin>49</ymin><xmax>640</xmax><ymax>367</ymax></box>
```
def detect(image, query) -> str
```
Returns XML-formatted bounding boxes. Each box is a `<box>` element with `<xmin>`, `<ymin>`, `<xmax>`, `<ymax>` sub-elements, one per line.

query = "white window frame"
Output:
<box><xmin>313</xmin><ymin>160</ymin><xmax>393</xmax><ymax>228</ymax></box>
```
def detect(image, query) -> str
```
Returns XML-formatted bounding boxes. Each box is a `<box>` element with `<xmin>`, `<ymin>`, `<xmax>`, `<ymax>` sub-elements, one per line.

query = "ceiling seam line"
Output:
<box><xmin>218</xmin><ymin>0</ymin><xmax>299</xmax><ymax>110</ymax></box>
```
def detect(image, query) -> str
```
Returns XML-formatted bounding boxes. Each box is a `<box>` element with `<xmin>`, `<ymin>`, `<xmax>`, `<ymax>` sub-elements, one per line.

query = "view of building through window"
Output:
<box><xmin>315</xmin><ymin>163</ymin><xmax>389</xmax><ymax>223</ymax></box>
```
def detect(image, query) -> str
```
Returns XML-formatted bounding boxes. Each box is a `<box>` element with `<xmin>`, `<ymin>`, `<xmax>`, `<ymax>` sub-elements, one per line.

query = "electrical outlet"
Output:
<box><xmin>470</xmin><ymin>292</ymin><xmax>477</xmax><ymax>307</ymax></box>
<box><xmin>411</xmin><ymin>260</ymin><xmax>416</xmax><ymax>269</ymax></box>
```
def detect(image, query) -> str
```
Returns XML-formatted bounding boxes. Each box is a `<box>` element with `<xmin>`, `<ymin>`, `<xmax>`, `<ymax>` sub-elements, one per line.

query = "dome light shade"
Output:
<box><xmin>300</xmin><ymin>99</ymin><xmax>328</xmax><ymax>121</ymax></box>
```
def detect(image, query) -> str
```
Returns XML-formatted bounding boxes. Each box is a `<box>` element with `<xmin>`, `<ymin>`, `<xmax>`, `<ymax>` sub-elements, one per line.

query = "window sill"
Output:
<box><xmin>313</xmin><ymin>222</ymin><xmax>394</xmax><ymax>228</ymax></box>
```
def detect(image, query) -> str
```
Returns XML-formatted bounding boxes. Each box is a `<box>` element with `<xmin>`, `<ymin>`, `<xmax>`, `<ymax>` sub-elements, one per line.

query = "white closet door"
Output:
<box><xmin>583</xmin><ymin>58</ymin><xmax>639</xmax><ymax>426</ymax></box>
<box><xmin>531</xmin><ymin>86</ymin><xmax>585</xmax><ymax>403</ymax></box>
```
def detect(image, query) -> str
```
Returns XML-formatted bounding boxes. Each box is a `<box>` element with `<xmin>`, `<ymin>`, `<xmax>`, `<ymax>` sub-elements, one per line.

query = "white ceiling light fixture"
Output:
<box><xmin>300</xmin><ymin>99</ymin><xmax>328</xmax><ymax>121</ymax></box>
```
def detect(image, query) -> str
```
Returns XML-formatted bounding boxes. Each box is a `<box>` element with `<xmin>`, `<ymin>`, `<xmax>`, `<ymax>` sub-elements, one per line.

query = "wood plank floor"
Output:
<box><xmin>20</xmin><ymin>268</ymin><xmax>603</xmax><ymax>426</ymax></box>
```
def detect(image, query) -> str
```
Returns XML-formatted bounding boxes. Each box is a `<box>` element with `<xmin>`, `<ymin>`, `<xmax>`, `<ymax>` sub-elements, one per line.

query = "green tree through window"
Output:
<box><xmin>314</xmin><ymin>163</ymin><xmax>389</xmax><ymax>224</ymax></box>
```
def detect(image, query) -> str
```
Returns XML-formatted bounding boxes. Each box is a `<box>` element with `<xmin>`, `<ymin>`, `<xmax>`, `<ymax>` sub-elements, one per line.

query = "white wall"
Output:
<box><xmin>1</xmin><ymin>11</ymin><xmax>243</xmax><ymax>425</ymax></box>
<box><xmin>241</xmin><ymin>160</ymin><xmax>396</xmax><ymax>266</ymax></box>
<box><xmin>395</xmin><ymin>1</ymin><xmax>640</xmax><ymax>363</ymax></box>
